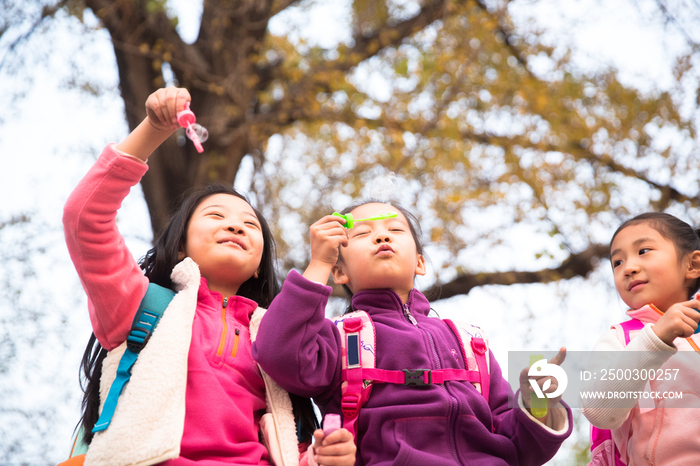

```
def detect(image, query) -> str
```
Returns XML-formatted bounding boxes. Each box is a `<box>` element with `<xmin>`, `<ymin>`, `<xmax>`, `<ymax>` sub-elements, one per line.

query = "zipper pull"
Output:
<box><xmin>231</xmin><ymin>327</ymin><xmax>240</xmax><ymax>358</ymax></box>
<box><xmin>223</xmin><ymin>296</ymin><xmax>229</xmax><ymax>308</ymax></box>
<box><xmin>404</xmin><ymin>304</ymin><xmax>417</xmax><ymax>325</ymax></box>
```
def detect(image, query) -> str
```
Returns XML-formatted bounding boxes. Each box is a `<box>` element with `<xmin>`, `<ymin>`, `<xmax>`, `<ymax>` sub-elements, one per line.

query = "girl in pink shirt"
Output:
<box><xmin>581</xmin><ymin>212</ymin><xmax>700</xmax><ymax>464</ymax></box>
<box><xmin>63</xmin><ymin>87</ymin><xmax>354</xmax><ymax>466</ymax></box>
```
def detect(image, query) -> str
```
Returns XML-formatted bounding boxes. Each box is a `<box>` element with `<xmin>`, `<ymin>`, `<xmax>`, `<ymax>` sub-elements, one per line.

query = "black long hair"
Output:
<box><xmin>77</xmin><ymin>185</ymin><xmax>318</xmax><ymax>445</ymax></box>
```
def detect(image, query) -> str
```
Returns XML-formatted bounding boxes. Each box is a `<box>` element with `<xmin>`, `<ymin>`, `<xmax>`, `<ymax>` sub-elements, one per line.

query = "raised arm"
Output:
<box><xmin>253</xmin><ymin>214</ymin><xmax>350</xmax><ymax>397</ymax></box>
<box><xmin>63</xmin><ymin>87</ymin><xmax>191</xmax><ymax>349</ymax></box>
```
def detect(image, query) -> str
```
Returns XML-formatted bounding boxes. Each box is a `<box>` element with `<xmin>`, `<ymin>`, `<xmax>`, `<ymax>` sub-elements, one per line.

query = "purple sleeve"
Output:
<box><xmin>252</xmin><ymin>270</ymin><xmax>342</xmax><ymax>399</ymax></box>
<box><xmin>63</xmin><ymin>144</ymin><xmax>150</xmax><ymax>350</ymax></box>
<box><xmin>487</xmin><ymin>352</ymin><xmax>573</xmax><ymax>466</ymax></box>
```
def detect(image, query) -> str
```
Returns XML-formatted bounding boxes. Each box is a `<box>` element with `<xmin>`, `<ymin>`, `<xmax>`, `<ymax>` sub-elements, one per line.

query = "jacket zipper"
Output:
<box><xmin>217</xmin><ymin>296</ymin><xmax>229</xmax><ymax>357</ymax></box>
<box><xmin>405</xmin><ymin>293</ymin><xmax>460</xmax><ymax>462</ymax></box>
<box><xmin>425</xmin><ymin>318</ymin><xmax>460</xmax><ymax>462</ymax></box>
<box><xmin>403</xmin><ymin>303</ymin><xmax>418</xmax><ymax>325</ymax></box>
<box><xmin>231</xmin><ymin>328</ymin><xmax>240</xmax><ymax>357</ymax></box>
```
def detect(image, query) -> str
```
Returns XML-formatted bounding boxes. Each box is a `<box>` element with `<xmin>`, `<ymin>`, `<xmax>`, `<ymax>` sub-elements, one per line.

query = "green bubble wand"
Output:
<box><xmin>529</xmin><ymin>354</ymin><xmax>548</xmax><ymax>418</ymax></box>
<box><xmin>332</xmin><ymin>212</ymin><xmax>398</xmax><ymax>229</ymax></box>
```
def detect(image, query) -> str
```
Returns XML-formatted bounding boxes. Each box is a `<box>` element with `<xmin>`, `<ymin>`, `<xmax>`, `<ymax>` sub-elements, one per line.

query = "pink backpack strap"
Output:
<box><xmin>614</xmin><ymin>319</ymin><xmax>645</xmax><ymax>345</ymax></box>
<box><xmin>590</xmin><ymin>425</ymin><xmax>627</xmax><ymax>466</ymax></box>
<box><xmin>588</xmin><ymin>318</ymin><xmax>644</xmax><ymax>466</ymax></box>
<box><xmin>331</xmin><ymin>311</ymin><xmax>375</xmax><ymax>440</ymax></box>
<box><xmin>332</xmin><ymin>313</ymin><xmax>492</xmax><ymax>441</ymax></box>
<box><xmin>341</xmin><ymin>367</ymin><xmax>482</xmax><ymax>385</ymax></box>
<box><xmin>444</xmin><ymin>319</ymin><xmax>491</xmax><ymax>402</ymax></box>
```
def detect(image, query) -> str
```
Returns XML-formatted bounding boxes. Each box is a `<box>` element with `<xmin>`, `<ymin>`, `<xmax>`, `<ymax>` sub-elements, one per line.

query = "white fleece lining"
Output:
<box><xmin>85</xmin><ymin>258</ymin><xmax>200</xmax><ymax>466</ymax></box>
<box><xmin>249</xmin><ymin>308</ymin><xmax>300</xmax><ymax>466</ymax></box>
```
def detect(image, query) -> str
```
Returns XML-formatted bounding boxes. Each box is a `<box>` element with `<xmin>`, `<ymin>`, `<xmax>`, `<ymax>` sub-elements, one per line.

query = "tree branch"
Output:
<box><xmin>0</xmin><ymin>0</ymin><xmax>69</xmax><ymax>70</ymax></box>
<box><xmin>441</xmin><ymin>123</ymin><xmax>697</xmax><ymax>208</ymax></box>
<box><xmin>334</xmin><ymin>0</ymin><xmax>446</xmax><ymax>71</ymax></box>
<box><xmin>654</xmin><ymin>0</ymin><xmax>700</xmax><ymax>53</ymax></box>
<box><xmin>422</xmin><ymin>243</ymin><xmax>609</xmax><ymax>301</ymax></box>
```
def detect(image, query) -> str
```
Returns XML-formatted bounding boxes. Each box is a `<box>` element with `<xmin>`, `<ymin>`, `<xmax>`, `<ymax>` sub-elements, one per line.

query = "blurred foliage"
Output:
<box><xmin>1</xmin><ymin>0</ymin><xmax>699</xmax><ymax>298</ymax></box>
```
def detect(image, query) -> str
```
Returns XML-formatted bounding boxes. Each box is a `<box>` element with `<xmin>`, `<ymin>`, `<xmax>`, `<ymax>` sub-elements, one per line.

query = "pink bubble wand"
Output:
<box><xmin>176</xmin><ymin>102</ymin><xmax>208</xmax><ymax>153</ymax></box>
<box><xmin>323</xmin><ymin>413</ymin><xmax>341</xmax><ymax>437</ymax></box>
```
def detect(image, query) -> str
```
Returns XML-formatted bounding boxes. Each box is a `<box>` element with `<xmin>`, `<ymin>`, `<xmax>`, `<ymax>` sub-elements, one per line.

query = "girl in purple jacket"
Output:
<box><xmin>253</xmin><ymin>200</ymin><xmax>573</xmax><ymax>466</ymax></box>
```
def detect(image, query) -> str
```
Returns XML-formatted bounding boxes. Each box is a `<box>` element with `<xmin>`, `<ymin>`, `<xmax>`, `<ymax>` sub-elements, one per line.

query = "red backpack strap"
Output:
<box><xmin>331</xmin><ymin>311</ymin><xmax>376</xmax><ymax>440</ymax></box>
<box><xmin>443</xmin><ymin>319</ymin><xmax>490</xmax><ymax>403</ymax></box>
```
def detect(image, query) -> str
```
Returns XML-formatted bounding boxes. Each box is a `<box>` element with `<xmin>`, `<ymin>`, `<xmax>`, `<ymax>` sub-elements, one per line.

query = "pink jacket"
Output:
<box><xmin>63</xmin><ymin>145</ymin><xmax>272</xmax><ymax>465</ymax></box>
<box><xmin>580</xmin><ymin>305</ymin><xmax>700</xmax><ymax>465</ymax></box>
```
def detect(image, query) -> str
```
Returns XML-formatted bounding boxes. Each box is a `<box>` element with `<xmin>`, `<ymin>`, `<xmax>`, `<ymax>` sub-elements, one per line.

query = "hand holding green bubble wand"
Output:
<box><xmin>519</xmin><ymin>347</ymin><xmax>567</xmax><ymax>427</ymax></box>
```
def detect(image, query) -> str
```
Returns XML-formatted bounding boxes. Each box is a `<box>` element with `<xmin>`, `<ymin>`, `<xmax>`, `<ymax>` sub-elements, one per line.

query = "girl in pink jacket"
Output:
<box><xmin>63</xmin><ymin>87</ymin><xmax>355</xmax><ymax>466</ymax></box>
<box><xmin>581</xmin><ymin>212</ymin><xmax>700</xmax><ymax>464</ymax></box>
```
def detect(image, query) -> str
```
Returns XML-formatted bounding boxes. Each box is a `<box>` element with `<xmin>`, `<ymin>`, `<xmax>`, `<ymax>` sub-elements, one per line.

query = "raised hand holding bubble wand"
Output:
<box><xmin>116</xmin><ymin>87</ymin><xmax>195</xmax><ymax>161</ymax></box>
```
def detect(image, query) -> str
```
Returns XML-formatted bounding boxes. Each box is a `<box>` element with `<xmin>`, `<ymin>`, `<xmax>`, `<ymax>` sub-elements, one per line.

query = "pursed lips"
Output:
<box><xmin>218</xmin><ymin>236</ymin><xmax>246</xmax><ymax>250</ymax></box>
<box><xmin>376</xmin><ymin>244</ymin><xmax>394</xmax><ymax>255</ymax></box>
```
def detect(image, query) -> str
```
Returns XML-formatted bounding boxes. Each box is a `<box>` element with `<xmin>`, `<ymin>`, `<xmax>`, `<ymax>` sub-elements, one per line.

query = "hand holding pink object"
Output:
<box><xmin>309</xmin><ymin>413</ymin><xmax>355</xmax><ymax>466</ymax></box>
<box><xmin>323</xmin><ymin>413</ymin><xmax>340</xmax><ymax>436</ymax></box>
<box><xmin>177</xmin><ymin>102</ymin><xmax>208</xmax><ymax>153</ymax></box>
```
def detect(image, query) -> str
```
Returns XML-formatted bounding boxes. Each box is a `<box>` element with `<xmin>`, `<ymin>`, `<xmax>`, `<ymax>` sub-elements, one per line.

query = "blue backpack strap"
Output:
<box><xmin>92</xmin><ymin>283</ymin><xmax>175</xmax><ymax>433</ymax></box>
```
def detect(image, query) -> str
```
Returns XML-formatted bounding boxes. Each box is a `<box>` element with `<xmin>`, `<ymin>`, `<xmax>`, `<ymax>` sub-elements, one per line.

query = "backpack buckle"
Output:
<box><xmin>471</xmin><ymin>338</ymin><xmax>487</xmax><ymax>355</ymax></box>
<box><xmin>403</xmin><ymin>369</ymin><xmax>431</xmax><ymax>386</ymax></box>
<box><xmin>343</xmin><ymin>316</ymin><xmax>364</xmax><ymax>332</ymax></box>
<box><xmin>126</xmin><ymin>326</ymin><xmax>153</xmax><ymax>352</ymax></box>
<box><xmin>341</xmin><ymin>391</ymin><xmax>363</xmax><ymax>418</ymax></box>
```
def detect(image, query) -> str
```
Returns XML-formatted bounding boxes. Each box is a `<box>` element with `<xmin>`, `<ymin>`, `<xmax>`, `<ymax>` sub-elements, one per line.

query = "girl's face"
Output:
<box><xmin>610</xmin><ymin>222</ymin><xmax>694</xmax><ymax>312</ymax></box>
<box><xmin>179</xmin><ymin>193</ymin><xmax>264</xmax><ymax>296</ymax></box>
<box><xmin>332</xmin><ymin>203</ymin><xmax>426</xmax><ymax>303</ymax></box>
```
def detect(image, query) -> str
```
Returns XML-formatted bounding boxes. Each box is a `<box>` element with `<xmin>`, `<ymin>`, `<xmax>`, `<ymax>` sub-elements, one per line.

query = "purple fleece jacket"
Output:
<box><xmin>252</xmin><ymin>270</ymin><xmax>572</xmax><ymax>466</ymax></box>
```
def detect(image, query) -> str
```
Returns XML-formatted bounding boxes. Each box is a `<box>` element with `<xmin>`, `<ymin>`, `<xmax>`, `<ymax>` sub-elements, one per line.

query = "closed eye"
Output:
<box><xmin>208</xmin><ymin>212</ymin><xmax>224</xmax><ymax>218</ymax></box>
<box><xmin>245</xmin><ymin>221</ymin><xmax>260</xmax><ymax>229</ymax></box>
